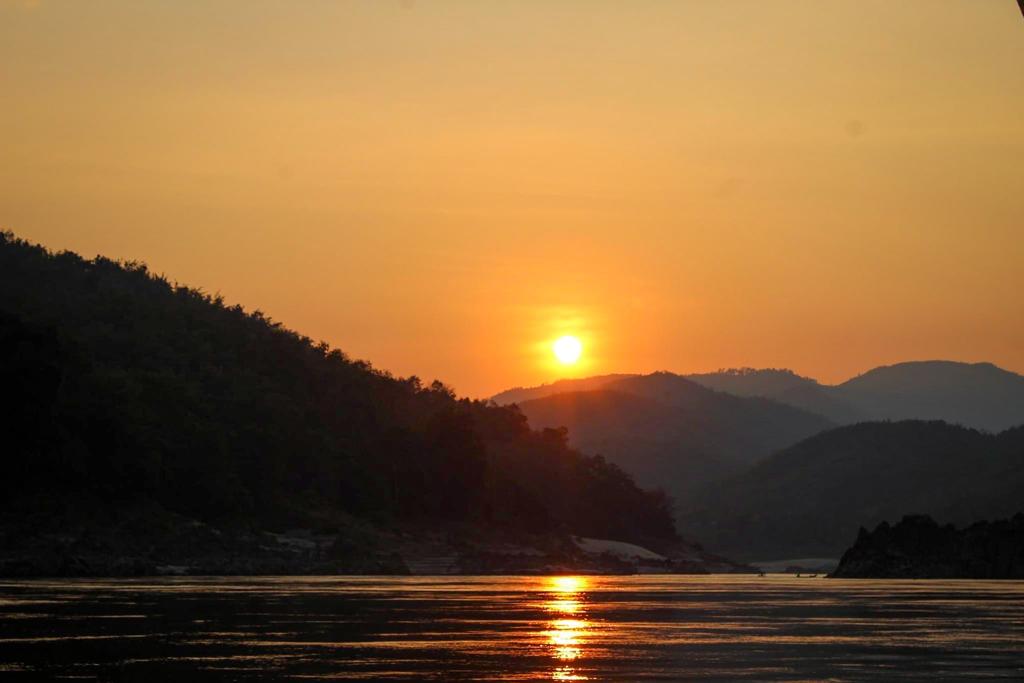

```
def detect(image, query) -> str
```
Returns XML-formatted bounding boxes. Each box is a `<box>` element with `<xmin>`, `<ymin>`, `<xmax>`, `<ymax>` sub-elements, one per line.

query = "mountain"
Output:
<box><xmin>516</xmin><ymin>373</ymin><xmax>835</xmax><ymax>499</ymax></box>
<box><xmin>516</xmin><ymin>390</ymin><xmax>735</xmax><ymax>497</ymax></box>
<box><xmin>0</xmin><ymin>232</ymin><xmax>697</xmax><ymax>574</ymax></box>
<box><xmin>678</xmin><ymin>421</ymin><xmax>1024</xmax><ymax>560</ymax></box>
<box><xmin>833</xmin><ymin>361</ymin><xmax>1024</xmax><ymax>433</ymax></box>
<box><xmin>497</xmin><ymin>367</ymin><xmax>1024</xmax><ymax>562</ymax></box>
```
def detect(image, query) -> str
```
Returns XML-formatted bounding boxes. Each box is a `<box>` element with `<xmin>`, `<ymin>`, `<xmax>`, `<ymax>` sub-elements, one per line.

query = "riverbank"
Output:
<box><xmin>0</xmin><ymin>505</ymin><xmax>753</xmax><ymax>577</ymax></box>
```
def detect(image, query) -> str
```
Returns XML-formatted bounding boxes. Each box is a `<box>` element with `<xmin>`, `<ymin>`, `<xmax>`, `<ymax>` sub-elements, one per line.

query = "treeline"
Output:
<box><xmin>0</xmin><ymin>232</ymin><xmax>675</xmax><ymax>542</ymax></box>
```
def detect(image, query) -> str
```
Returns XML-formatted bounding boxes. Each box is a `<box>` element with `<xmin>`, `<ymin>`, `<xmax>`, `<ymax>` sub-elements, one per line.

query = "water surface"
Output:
<box><xmin>1</xmin><ymin>575</ymin><xmax>1022</xmax><ymax>680</ymax></box>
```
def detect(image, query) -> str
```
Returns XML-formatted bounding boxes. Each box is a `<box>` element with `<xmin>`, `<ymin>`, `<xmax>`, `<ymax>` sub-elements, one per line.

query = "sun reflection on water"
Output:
<box><xmin>547</xmin><ymin>576</ymin><xmax>587</xmax><ymax>595</ymax></box>
<box><xmin>552</xmin><ymin>665</ymin><xmax>589</xmax><ymax>681</ymax></box>
<box><xmin>547</xmin><ymin>599</ymin><xmax>580</xmax><ymax>614</ymax></box>
<box><xmin>542</xmin><ymin>577</ymin><xmax>592</xmax><ymax>680</ymax></box>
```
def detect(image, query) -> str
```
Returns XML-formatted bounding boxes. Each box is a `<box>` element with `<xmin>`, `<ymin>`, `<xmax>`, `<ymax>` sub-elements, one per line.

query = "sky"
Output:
<box><xmin>2</xmin><ymin>0</ymin><xmax>1022</xmax><ymax>397</ymax></box>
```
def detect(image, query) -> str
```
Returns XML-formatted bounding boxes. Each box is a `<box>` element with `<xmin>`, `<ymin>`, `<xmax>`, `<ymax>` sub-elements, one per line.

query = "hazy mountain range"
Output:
<box><xmin>511</xmin><ymin>373</ymin><xmax>833</xmax><ymax>496</ymax></box>
<box><xmin>495</xmin><ymin>365</ymin><xmax>1024</xmax><ymax>559</ymax></box>
<box><xmin>495</xmin><ymin>364</ymin><xmax>1024</xmax><ymax>433</ymax></box>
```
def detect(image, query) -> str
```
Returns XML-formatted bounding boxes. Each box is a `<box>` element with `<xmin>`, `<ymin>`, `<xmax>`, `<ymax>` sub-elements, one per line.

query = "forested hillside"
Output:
<box><xmin>0</xmin><ymin>232</ymin><xmax>676</xmax><ymax>547</ymax></box>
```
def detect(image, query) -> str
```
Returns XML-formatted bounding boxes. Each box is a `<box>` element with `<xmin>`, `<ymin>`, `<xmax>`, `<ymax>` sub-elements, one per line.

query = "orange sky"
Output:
<box><xmin>2</xmin><ymin>0</ymin><xmax>1022</xmax><ymax>397</ymax></box>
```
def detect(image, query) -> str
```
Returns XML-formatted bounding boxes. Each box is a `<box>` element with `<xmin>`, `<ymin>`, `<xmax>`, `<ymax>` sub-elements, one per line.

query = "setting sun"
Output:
<box><xmin>553</xmin><ymin>336</ymin><xmax>583</xmax><ymax>365</ymax></box>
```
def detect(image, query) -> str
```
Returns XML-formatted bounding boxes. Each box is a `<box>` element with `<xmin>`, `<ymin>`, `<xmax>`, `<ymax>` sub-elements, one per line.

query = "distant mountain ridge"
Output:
<box><xmin>495</xmin><ymin>362</ymin><xmax>1024</xmax><ymax>432</ymax></box>
<box><xmin>490</xmin><ymin>374</ymin><xmax>638</xmax><ymax>406</ymax></box>
<box><xmin>836</xmin><ymin>361</ymin><xmax>1024</xmax><ymax>432</ymax></box>
<box><xmin>499</xmin><ymin>366</ymin><xmax>1024</xmax><ymax>562</ymax></box>
<box><xmin>684</xmin><ymin>368</ymin><xmax>866</xmax><ymax>424</ymax></box>
<box><xmin>684</xmin><ymin>368</ymin><xmax>817</xmax><ymax>397</ymax></box>
<box><xmin>515</xmin><ymin>373</ymin><xmax>834</xmax><ymax>499</ymax></box>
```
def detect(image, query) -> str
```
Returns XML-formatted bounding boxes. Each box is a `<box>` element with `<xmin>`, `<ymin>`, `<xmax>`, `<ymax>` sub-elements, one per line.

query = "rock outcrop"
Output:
<box><xmin>832</xmin><ymin>513</ymin><xmax>1024</xmax><ymax>578</ymax></box>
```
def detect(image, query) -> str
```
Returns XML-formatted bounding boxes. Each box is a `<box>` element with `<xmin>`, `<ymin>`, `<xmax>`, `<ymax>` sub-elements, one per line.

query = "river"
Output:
<box><xmin>1</xmin><ymin>575</ymin><xmax>1022</xmax><ymax>680</ymax></box>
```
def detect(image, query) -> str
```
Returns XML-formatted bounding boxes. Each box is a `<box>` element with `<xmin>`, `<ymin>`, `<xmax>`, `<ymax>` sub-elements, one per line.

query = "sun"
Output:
<box><xmin>553</xmin><ymin>335</ymin><xmax>583</xmax><ymax>365</ymax></box>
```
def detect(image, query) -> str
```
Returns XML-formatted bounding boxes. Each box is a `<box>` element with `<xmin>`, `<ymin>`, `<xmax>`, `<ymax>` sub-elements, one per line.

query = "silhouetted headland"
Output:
<box><xmin>0</xmin><ymin>232</ymin><xmax>752</xmax><ymax>577</ymax></box>
<box><xmin>832</xmin><ymin>514</ymin><xmax>1024</xmax><ymax>579</ymax></box>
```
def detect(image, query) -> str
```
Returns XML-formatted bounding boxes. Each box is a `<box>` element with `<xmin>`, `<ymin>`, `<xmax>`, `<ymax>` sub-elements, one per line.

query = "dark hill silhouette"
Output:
<box><xmin>516</xmin><ymin>373</ymin><xmax>834</xmax><ymax>499</ymax></box>
<box><xmin>678</xmin><ymin>421</ymin><xmax>1024</xmax><ymax>560</ymax></box>
<box><xmin>0</xmin><ymin>232</ymin><xmax>686</xmax><ymax>573</ymax></box>
<box><xmin>832</xmin><ymin>514</ymin><xmax>1024</xmax><ymax>579</ymax></box>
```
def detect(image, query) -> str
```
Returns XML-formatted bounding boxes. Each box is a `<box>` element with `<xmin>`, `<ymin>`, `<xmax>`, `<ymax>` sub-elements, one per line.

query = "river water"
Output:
<box><xmin>1</xmin><ymin>575</ymin><xmax>1022</xmax><ymax>681</ymax></box>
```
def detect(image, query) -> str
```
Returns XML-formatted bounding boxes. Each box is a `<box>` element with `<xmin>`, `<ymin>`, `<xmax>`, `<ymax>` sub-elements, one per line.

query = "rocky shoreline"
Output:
<box><xmin>0</xmin><ymin>508</ymin><xmax>754</xmax><ymax>578</ymax></box>
<box><xmin>832</xmin><ymin>513</ymin><xmax>1024</xmax><ymax>579</ymax></box>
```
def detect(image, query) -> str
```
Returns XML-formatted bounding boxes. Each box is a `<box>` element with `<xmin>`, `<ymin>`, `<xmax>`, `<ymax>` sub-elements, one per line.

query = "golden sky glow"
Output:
<box><xmin>2</xmin><ymin>1</ymin><xmax>1022</xmax><ymax>396</ymax></box>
